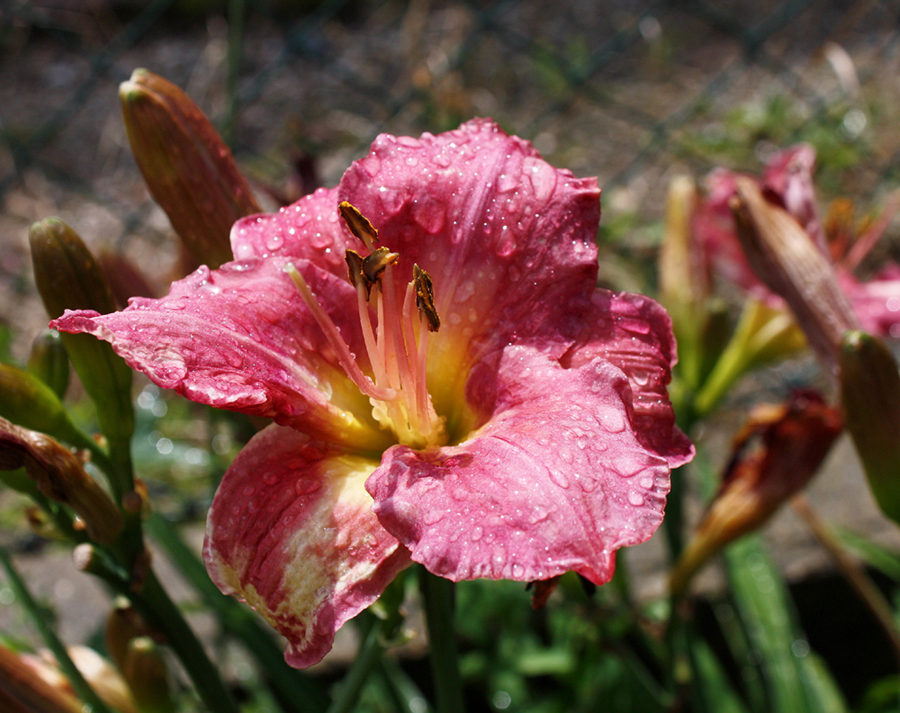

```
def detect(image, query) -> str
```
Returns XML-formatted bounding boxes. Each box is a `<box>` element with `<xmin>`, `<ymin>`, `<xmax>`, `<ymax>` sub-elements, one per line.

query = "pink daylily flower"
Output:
<box><xmin>694</xmin><ymin>144</ymin><xmax>900</xmax><ymax>337</ymax></box>
<box><xmin>52</xmin><ymin>119</ymin><xmax>693</xmax><ymax>667</ymax></box>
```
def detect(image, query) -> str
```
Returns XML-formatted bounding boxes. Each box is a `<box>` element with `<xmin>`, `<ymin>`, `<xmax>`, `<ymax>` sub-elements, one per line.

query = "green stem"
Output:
<box><xmin>0</xmin><ymin>543</ymin><xmax>114</xmax><ymax>713</ymax></box>
<box><xmin>418</xmin><ymin>568</ymin><xmax>464</xmax><ymax>713</ymax></box>
<box><xmin>326</xmin><ymin>615</ymin><xmax>384</xmax><ymax>713</ymax></box>
<box><xmin>131</xmin><ymin>568</ymin><xmax>239</xmax><ymax>713</ymax></box>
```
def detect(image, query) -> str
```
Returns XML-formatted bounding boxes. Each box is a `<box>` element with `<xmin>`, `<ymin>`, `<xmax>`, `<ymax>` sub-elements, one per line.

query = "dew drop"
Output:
<box><xmin>631</xmin><ymin>369</ymin><xmax>651</xmax><ymax>386</ymax></box>
<box><xmin>471</xmin><ymin>526</ymin><xmax>484</xmax><ymax>542</ymax></box>
<box><xmin>628</xmin><ymin>492</ymin><xmax>645</xmax><ymax>506</ymax></box>
<box><xmin>548</xmin><ymin>468</ymin><xmax>570</xmax><ymax>489</ymax></box>
<box><xmin>639</xmin><ymin>475</ymin><xmax>654</xmax><ymax>489</ymax></box>
<box><xmin>295</xmin><ymin>479</ymin><xmax>321</xmax><ymax>497</ymax></box>
<box><xmin>266</xmin><ymin>233</ymin><xmax>284</xmax><ymax>251</ymax></box>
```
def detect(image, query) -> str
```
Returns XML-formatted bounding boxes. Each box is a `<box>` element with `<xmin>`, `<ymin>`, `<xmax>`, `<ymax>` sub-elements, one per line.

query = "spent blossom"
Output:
<box><xmin>53</xmin><ymin>119</ymin><xmax>692</xmax><ymax>667</ymax></box>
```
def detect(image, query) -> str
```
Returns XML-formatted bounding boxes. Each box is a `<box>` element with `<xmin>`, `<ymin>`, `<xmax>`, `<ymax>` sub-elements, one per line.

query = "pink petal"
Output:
<box><xmin>339</xmin><ymin>119</ymin><xmax>601</xmax><ymax>356</ymax></box>
<box><xmin>204</xmin><ymin>425</ymin><xmax>411</xmax><ymax>669</ymax></box>
<box><xmin>368</xmin><ymin>345</ymin><xmax>672</xmax><ymax>586</ymax></box>
<box><xmin>761</xmin><ymin>144</ymin><xmax>824</xmax><ymax>248</ymax></box>
<box><xmin>565</xmin><ymin>290</ymin><xmax>694</xmax><ymax>468</ymax></box>
<box><xmin>841</xmin><ymin>265</ymin><xmax>900</xmax><ymax>338</ymax></box>
<box><xmin>229</xmin><ymin>187</ymin><xmax>354</xmax><ymax>278</ymax></box>
<box><xmin>52</xmin><ymin>258</ymin><xmax>387</xmax><ymax>450</ymax></box>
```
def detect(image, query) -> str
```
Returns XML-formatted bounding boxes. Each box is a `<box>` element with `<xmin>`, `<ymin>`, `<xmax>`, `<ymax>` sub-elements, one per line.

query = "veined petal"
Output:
<box><xmin>339</xmin><ymin>118</ymin><xmax>601</xmax><ymax>416</ymax></box>
<box><xmin>566</xmin><ymin>290</ymin><xmax>694</xmax><ymax>467</ymax></box>
<box><xmin>204</xmin><ymin>425</ymin><xmax>411</xmax><ymax>669</ymax></box>
<box><xmin>368</xmin><ymin>346</ymin><xmax>671</xmax><ymax>586</ymax></box>
<box><xmin>52</xmin><ymin>258</ymin><xmax>388</xmax><ymax>451</ymax></box>
<box><xmin>230</xmin><ymin>187</ymin><xmax>355</xmax><ymax>278</ymax></box>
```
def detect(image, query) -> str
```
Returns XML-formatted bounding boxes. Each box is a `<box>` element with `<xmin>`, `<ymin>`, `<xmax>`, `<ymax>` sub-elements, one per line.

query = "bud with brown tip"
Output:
<box><xmin>120</xmin><ymin>68</ymin><xmax>262</xmax><ymax>268</ymax></box>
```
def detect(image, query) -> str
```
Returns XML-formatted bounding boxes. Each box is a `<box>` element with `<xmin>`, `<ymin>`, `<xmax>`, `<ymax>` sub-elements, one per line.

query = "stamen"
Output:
<box><xmin>284</xmin><ymin>262</ymin><xmax>395</xmax><ymax>401</ymax></box>
<box><xmin>414</xmin><ymin>265</ymin><xmax>441</xmax><ymax>332</ymax></box>
<box><xmin>339</xmin><ymin>201</ymin><xmax>378</xmax><ymax>251</ymax></box>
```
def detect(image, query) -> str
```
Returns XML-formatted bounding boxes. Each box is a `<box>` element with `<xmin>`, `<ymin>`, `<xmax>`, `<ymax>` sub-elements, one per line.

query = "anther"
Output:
<box><xmin>414</xmin><ymin>264</ymin><xmax>440</xmax><ymax>332</ymax></box>
<box><xmin>339</xmin><ymin>201</ymin><xmax>379</xmax><ymax>250</ymax></box>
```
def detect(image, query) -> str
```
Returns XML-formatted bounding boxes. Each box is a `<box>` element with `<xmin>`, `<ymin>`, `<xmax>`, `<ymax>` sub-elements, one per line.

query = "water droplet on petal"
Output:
<box><xmin>548</xmin><ymin>468</ymin><xmax>570</xmax><ymax>489</ymax></box>
<box><xmin>295</xmin><ymin>479</ymin><xmax>321</xmax><ymax>497</ymax></box>
<box><xmin>471</xmin><ymin>526</ymin><xmax>484</xmax><ymax>542</ymax></box>
<box><xmin>628</xmin><ymin>492</ymin><xmax>645</xmax><ymax>507</ymax></box>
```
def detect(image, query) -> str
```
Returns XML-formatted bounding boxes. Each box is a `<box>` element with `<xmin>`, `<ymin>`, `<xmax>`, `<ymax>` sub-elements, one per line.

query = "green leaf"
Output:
<box><xmin>725</xmin><ymin>536</ymin><xmax>842</xmax><ymax>713</ymax></box>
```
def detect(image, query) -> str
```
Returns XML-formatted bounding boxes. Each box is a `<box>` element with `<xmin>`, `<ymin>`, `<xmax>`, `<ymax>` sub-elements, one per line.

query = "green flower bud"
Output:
<box><xmin>123</xmin><ymin>637</ymin><xmax>175</xmax><ymax>713</ymax></box>
<box><xmin>120</xmin><ymin>68</ymin><xmax>261</xmax><ymax>269</ymax></box>
<box><xmin>27</xmin><ymin>330</ymin><xmax>69</xmax><ymax>399</ymax></box>
<box><xmin>840</xmin><ymin>330</ymin><xmax>900</xmax><ymax>525</ymax></box>
<box><xmin>29</xmin><ymin>218</ymin><xmax>134</xmax><ymax>446</ymax></box>
<box><xmin>0</xmin><ymin>363</ymin><xmax>92</xmax><ymax>453</ymax></box>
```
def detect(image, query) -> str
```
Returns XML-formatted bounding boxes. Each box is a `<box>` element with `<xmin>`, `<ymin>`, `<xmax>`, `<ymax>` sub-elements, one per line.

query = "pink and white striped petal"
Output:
<box><xmin>204</xmin><ymin>425</ymin><xmax>411</xmax><ymax>668</ymax></box>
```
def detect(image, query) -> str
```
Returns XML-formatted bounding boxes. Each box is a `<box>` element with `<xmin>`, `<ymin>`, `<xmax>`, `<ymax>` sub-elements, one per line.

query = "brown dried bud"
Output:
<box><xmin>0</xmin><ymin>418</ymin><xmax>123</xmax><ymax>544</ymax></box>
<box><xmin>671</xmin><ymin>390</ymin><xmax>842</xmax><ymax>595</ymax></box>
<box><xmin>120</xmin><ymin>69</ymin><xmax>261</xmax><ymax>269</ymax></box>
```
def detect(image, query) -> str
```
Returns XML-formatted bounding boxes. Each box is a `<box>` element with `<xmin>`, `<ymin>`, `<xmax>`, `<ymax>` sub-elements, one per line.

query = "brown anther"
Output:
<box><xmin>345</xmin><ymin>248</ymin><xmax>399</xmax><ymax>300</ymax></box>
<box><xmin>339</xmin><ymin>201</ymin><xmax>379</xmax><ymax>247</ymax></box>
<box><xmin>363</xmin><ymin>247</ymin><xmax>399</xmax><ymax>285</ymax></box>
<box><xmin>345</xmin><ymin>250</ymin><xmax>366</xmax><ymax>292</ymax></box>
<box><xmin>414</xmin><ymin>264</ymin><xmax>440</xmax><ymax>332</ymax></box>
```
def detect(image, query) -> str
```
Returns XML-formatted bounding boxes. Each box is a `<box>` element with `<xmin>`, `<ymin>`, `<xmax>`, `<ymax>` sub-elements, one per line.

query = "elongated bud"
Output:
<box><xmin>120</xmin><ymin>68</ymin><xmax>261</xmax><ymax>268</ymax></box>
<box><xmin>30</xmin><ymin>218</ymin><xmax>134</xmax><ymax>445</ymax></box>
<box><xmin>105</xmin><ymin>597</ymin><xmax>153</xmax><ymax>673</ymax></box>
<box><xmin>0</xmin><ymin>364</ymin><xmax>89</xmax><ymax>451</ymax></box>
<box><xmin>0</xmin><ymin>418</ymin><xmax>123</xmax><ymax>544</ymax></box>
<box><xmin>122</xmin><ymin>638</ymin><xmax>175</xmax><ymax>713</ymax></box>
<box><xmin>27</xmin><ymin>330</ymin><xmax>69</xmax><ymax>399</ymax></box>
<box><xmin>0</xmin><ymin>644</ymin><xmax>81</xmax><ymax>713</ymax></box>
<box><xmin>840</xmin><ymin>331</ymin><xmax>900</xmax><ymax>524</ymax></box>
<box><xmin>730</xmin><ymin>176</ymin><xmax>858</xmax><ymax>375</ymax></box>
<box><xmin>30</xmin><ymin>647</ymin><xmax>137</xmax><ymax>713</ymax></box>
<box><xmin>671</xmin><ymin>391</ymin><xmax>842</xmax><ymax>595</ymax></box>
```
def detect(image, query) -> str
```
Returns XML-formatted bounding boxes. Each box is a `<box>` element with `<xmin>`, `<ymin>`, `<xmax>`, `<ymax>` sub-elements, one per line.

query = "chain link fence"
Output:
<box><xmin>1</xmin><ymin>0</ymin><xmax>899</xmax><ymax>349</ymax></box>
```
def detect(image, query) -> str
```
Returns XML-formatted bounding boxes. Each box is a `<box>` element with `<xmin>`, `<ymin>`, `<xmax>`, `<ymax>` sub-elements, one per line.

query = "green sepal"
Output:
<box><xmin>29</xmin><ymin>218</ymin><xmax>134</xmax><ymax>446</ymax></box>
<box><xmin>839</xmin><ymin>330</ymin><xmax>900</xmax><ymax>525</ymax></box>
<box><xmin>27</xmin><ymin>329</ymin><xmax>70</xmax><ymax>399</ymax></box>
<box><xmin>0</xmin><ymin>363</ymin><xmax>94</xmax><ymax>453</ymax></box>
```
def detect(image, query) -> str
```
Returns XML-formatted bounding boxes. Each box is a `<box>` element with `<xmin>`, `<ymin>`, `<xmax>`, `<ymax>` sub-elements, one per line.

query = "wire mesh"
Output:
<box><xmin>1</xmin><ymin>0</ymin><xmax>899</xmax><ymax>351</ymax></box>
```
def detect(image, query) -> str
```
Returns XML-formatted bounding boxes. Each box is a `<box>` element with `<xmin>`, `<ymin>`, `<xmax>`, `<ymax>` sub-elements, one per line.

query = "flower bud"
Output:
<box><xmin>671</xmin><ymin>390</ymin><xmax>842</xmax><ymax>595</ymax></box>
<box><xmin>27</xmin><ymin>330</ymin><xmax>69</xmax><ymax>400</ymax></box>
<box><xmin>31</xmin><ymin>647</ymin><xmax>137</xmax><ymax>713</ymax></box>
<box><xmin>122</xmin><ymin>637</ymin><xmax>175</xmax><ymax>713</ymax></box>
<box><xmin>0</xmin><ymin>417</ymin><xmax>123</xmax><ymax>544</ymax></box>
<box><xmin>839</xmin><ymin>330</ymin><xmax>900</xmax><ymax>524</ymax></box>
<box><xmin>105</xmin><ymin>596</ymin><xmax>152</xmax><ymax>673</ymax></box>
<box><xmin>120</xmin><ymin>68</ymin><xmax>261</xmax><ymax>268</ymax></box>
<box><xmin>0</xmin><ymin>643</ymin><xmax>81</xmax><ymax>713</ymax></box>
<box><xmin>730</xmin><ymin>176</ymin><xmax>859</xmax><ymax>375</ymax></box>
<box><xmin>29</xmin><ymin>218</ymin><xmax>134</xmax><ymax>445</ymax></box>
<box><xmin>0</xmin><ymin>363</ymin><xmax>90</xmax><ymax>452</ymax></box>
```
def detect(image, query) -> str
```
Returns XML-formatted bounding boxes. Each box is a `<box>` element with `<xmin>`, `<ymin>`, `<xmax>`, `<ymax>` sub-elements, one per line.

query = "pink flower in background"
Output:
<box><xmin>694</xmin><ymin>144</ymin><xmax>900</xmax><ymax>337</ymax></box>
<box><xmin>53</xmin><ymin>120</ymin><xmax>692</xmax><ymax>667</ymax></box>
